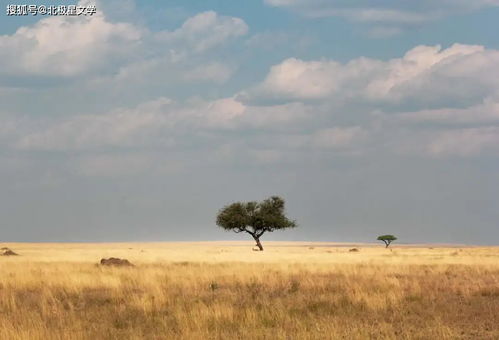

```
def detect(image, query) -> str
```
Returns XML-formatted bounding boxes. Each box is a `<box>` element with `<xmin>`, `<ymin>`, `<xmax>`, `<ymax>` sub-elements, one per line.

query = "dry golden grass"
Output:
<box><xmin>1</xmin><ymin>242</ymin><xmax>498</xmax><ymax>339</ymax></box>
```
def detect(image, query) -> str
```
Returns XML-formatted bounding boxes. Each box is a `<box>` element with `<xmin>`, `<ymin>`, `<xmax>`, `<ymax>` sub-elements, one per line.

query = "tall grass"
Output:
<box><xmin>1</xmin><ymin>243</ymin><xmax>498</xmax><ymax>339</ymax></box>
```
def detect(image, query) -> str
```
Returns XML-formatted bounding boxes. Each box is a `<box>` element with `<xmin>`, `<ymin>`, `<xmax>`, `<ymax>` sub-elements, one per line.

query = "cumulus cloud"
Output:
<box><xmin>235</xmin><ymin>42</ymin><xmax>499</xmax><ymax>159</ymax></box>
<box><xmin>241</xmin><ymin>44</ymin><xmax>499</xmax><ymax>110</ymax></box>
<box><xmin>155</xmin><ymin>11</ymin><xmax>248</xmax><ymax>53</ymax></box>
<box><xmin>0</xmin><ymin>6</ymin><xmax>247</xmax><ymax>84</ymax></box>
<box><xmin>3</xmin><ymin>34</ymin><xmax>499</xmax><ymax>162</ymax></box>
<box><xmin>113</xmin><ymin>11</ymin><xmax>247</xmax><ymax>86</ymax></box>
<box><xmin>7</xmin><ymin>42</ymin><xmax>499</xmax><ymax>160</ymax></box>
<box><xmin>0</xmin><ymin>1</ymin><xmax>142</xmax><ymax>77</ymax></box>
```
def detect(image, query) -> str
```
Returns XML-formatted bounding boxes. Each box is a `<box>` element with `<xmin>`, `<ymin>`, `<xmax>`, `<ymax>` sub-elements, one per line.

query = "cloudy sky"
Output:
<box><xmin>1</xmin><ymin>0</ymin><xmax>499</xmax><ymax>244</ymax></box>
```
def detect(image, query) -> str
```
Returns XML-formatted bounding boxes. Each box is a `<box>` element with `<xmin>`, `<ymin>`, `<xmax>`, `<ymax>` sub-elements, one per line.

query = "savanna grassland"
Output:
<box><xmin>1</xmin><ymin>242</ymin><xmax>498</xmax><ymax>339</ymax></box>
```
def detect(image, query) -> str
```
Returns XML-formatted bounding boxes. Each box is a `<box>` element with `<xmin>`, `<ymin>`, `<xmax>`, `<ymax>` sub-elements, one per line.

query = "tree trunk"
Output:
<box><xmin>384</xmin><ymin>241</ymin><xmax>389</xmax><ymax>248</ymax></box>
<box><xmin>253</xmin><ymin>236</ymin><xmax>264</xmax><ymax>251</ymax></box>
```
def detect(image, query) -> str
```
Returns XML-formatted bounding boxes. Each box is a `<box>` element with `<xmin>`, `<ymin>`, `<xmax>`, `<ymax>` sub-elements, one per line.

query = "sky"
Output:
<box><xmin>1</xmin><ymin>0</ymin><xmax>499</xmax><ymax>244</ymax></box>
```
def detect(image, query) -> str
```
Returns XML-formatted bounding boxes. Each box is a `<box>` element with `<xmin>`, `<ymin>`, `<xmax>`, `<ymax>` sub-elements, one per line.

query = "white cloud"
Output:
<box><xmin>0</xmin><ymin>1</ymin><xmax>142</xmax><ymax>77</ymax></box>
<box><xmin>365</xmin><ymin>44</ymin><xmax>488</xmax><ymax>102</ymax></box>
<box><xmin>235</xmin><ymin>42</ymin><xmax>499</xmax><ymax>159</ymax></box>
<box><xmin>244</xmin><ymin>58</ymin><xmax>342</xmax><ymax>100</ymax></box>
<box><xmin>156</xmin><ymin>11</ymin><xmax>248</xmax><ymax>53</ymax></box>
<box><xmin>0</xmin><ymin>7</ymin><xmax>247</xmax><ymax>83</ymax></box>
<box><xmin>242</xmin><ymin>44</ymin><xmax>499</xmax><ymax>109</ymax></box>
<box><xmin>12</xmin><ymin>96</ymin><xmax>311</xmax><ymax>151</ymax></box>
<box><xmin>4</xmin><ymin>33</ymin><xmax>499</xmax><ymax>161</ymax></box>
<box><xmin>15</xmin><ymin>98</ymin><xmax>174</xmax><ymax>151</ymax></box>
<box><xmin>83</xmin><ymin>11</ymin><xmax>248</xmax><ymax>90</ymax></box>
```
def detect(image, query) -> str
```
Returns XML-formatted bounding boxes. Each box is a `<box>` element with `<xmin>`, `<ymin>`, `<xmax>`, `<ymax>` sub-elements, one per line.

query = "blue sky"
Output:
<box><xmin>1</xmin><ymin>0</ymin><xmax>499</xmax><ymax>244</ymax></box>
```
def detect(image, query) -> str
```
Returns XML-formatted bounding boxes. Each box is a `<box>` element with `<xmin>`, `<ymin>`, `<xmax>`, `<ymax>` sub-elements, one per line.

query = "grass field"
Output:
<box><xmin>1</xmin><ymin>242</ymin><xmax>498</xmax><ymax>339</ymax></box>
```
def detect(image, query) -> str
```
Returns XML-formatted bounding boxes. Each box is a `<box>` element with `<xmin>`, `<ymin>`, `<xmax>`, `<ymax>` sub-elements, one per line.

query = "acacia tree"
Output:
<box><xmin>377</xmin><ymin>235</ymin><xmax>397</xmax><ymax>248</ymax></box>
<box><xmin>216</xmin><ymin>196</ymin><xmax>297</xmax><ymax>251</ymax></box>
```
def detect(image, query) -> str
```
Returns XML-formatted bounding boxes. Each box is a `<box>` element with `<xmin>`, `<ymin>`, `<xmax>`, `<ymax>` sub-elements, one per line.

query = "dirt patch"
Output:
<box><xmin>100</xmin><ymin>258</ymin><xmax>134</xmax><ymax>267</ymax></box>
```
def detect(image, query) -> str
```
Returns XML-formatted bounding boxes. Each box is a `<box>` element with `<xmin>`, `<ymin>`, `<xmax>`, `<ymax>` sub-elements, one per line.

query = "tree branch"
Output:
<box><xmin>243</xmin><ymin>229</ymin><xmax>255</xmax><ymax>238</ymax></box>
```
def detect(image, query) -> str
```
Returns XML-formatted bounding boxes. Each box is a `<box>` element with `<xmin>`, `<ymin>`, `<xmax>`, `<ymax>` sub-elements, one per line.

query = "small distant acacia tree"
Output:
<box><xmin>216</xmin><ymin>196</ymin><xmax>297</xmax><ymax>251</ymax></box>
<box><xmin>377</xmin><ymin>235</ymin><xmax>397</xmax><ymax>248</ymax></box>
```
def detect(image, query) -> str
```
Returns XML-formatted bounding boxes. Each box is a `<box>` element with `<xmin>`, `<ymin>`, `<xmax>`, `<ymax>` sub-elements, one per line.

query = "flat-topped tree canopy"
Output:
<box><xmin>216</xmin><ymin>196</ymin><xmax>297</xmax><ymax>251</ymax></box>
<box><xmin>377</xmin><ymin>235</ymin><xmax>397</xmax><ymax>248</ymax></box>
